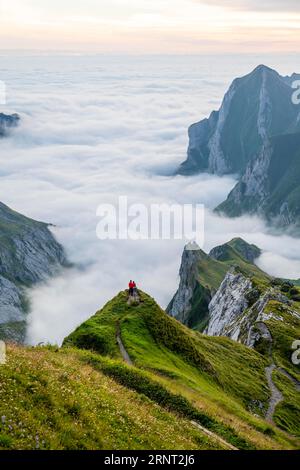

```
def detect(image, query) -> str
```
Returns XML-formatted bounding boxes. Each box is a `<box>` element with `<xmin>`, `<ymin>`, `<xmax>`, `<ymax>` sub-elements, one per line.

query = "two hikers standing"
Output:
<box><xmin>128</xmin><ymin>280</ymin><xmax>137</xmax><ymax>297</ymax></box>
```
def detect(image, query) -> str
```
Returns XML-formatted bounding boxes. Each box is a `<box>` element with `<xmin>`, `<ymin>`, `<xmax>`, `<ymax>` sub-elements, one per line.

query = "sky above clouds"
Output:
<box><xmin>0</xmin><ymin>0</ymin><xmax>299</xmax><ymax>53</ymax></box>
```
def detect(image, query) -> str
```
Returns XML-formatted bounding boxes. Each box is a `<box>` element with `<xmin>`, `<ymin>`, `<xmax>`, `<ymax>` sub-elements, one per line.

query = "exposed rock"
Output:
<box><xmin>216</xmin><ymin>132</ymin><xmax>300</xmax><ymax>230</ymax></box>
<box><xmin>177</xmin><ymin>65</ymin><xmax>300</xmax><ymax>177</ymax></box>
<box><xmin>204</xmin><ymin>271</ymin><xmax>252</xmax><ymax>339</ymax></box>
<box><xmin>204</xmin><ymin>267</ymin><xmax>297</xmax><ymax>349</ymax></box>
<box><xmin>167</xmin><ymin>243</ymin><xmax>208</xmax><ymax>325</ymax></box>
<box><xmin>177</xmin><ymin>64</ymin><xmax>300</xmax><ymax>230</ymax></box>
<box><xmin>167</xmin><ymin>238</ymin><xmax>266</xmax><ymax>331</ymax></box>
<box><xmin>0</xmin><ymin>201</ymin><xmax>67</xmax><ymax>342</ymax></box>
<box><xmin>0</xmin><ymin>113</ymin><xmax>20</xmax><ymax>137</ymax></box>
<box><xmin>0</xmin><ymin>275</ymin><xmax>24</xmax><ymax>324</ymax></box>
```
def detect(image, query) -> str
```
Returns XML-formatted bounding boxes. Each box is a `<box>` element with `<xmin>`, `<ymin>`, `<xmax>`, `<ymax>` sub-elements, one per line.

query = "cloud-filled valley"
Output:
<box><xmin>1</xmin><ymin>53</ymin><xmax>300</xmax><ymax>345</ymax></box>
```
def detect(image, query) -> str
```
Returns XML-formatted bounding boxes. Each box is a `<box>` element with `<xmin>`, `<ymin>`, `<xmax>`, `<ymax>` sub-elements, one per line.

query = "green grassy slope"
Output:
<box><xmin>0</xmin><ymin>344</ymin><xmax>221</xmax><ymax>450</ymax></box>
<box><xmin>64</xmin><ymin>291</ymin><xmax>299</xmax><ymax>450</ymax></box>
<box><xmin>273</xmin><ymin>370</ymin><xmax>300</xmax><ymax>437</ymax></box>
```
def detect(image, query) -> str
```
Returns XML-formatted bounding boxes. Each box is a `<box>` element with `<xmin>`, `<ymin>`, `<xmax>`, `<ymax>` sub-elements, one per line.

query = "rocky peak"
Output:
<box><xmin>0</xmin><ymin>113</ymin><xmax>20</xmax><ymax>137</ymax></box>
<box><xmin>204</xmin><ymin>270</ymin><xmax>252</xmax><ymax>339</ymax></box>
<box><xmin>177</xmin><ymin>65</ymin><xmax>300</xmax><ymax>230</ymax></box>
<box><xmin>0</xmin><ymin>201</ymin><xmax>68</xmax><ymax>342</ymax></box>
<box><xmin>209</xmin><ymin>238</ymin><xmax>261</xmax><ymax>263</ymax></box>
<box><xmin>167</xmin><ymin>243</ymin><xmax>207</xmax><ymax>324</ymax></box>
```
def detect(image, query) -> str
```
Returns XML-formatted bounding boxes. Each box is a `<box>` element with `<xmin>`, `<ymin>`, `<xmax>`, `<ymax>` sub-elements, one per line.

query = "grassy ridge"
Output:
<box><xmin>83</xmin><ymin>351</ymin><xmax>254</xmax><ymax>450</ymax></box>
<box><xmin>273</xmin><ymin>370</ymin><xmax>300</xmax><ymax>437</ymax></box>
<box><xmin>63</xmin><ymin>289</ymin><xmax>299</xmax><ymax>450</ymax></box>
<box><xmin>0</xmin><ymin>344</ymin><xmax>222</xmax><ymax>450</ymax></box>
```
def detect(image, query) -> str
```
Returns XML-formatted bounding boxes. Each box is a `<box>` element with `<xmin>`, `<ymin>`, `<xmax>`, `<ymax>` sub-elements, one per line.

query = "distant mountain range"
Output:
<box><xmin>177</xmin><ymin>65</ymin><xmax>300</xmax><ymax>231</ymax></box>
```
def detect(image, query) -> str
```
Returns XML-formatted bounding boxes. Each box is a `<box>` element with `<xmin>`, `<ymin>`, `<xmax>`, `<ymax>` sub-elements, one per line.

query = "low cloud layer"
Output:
<box><xmin>1</xmin><ymin>53</ymin><xmax>299</xmax><ymax>345</ymax></box>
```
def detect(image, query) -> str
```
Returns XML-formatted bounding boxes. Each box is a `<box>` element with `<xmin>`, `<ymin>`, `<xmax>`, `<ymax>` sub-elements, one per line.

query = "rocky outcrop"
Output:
<box><xmin>167</xmin><ymin>244</ymin><xmax>211</xmax><ymax>325</ymax></box>
<box><xmin>205</xmin><ymin>275</ymin><xmax>296</xmax><ymax>349</ymax></box>
<box><xmin>0</xmin><ymin>202</ymin><xmax>67</xmax><ymax>342</ymax></box>
<box><xmin>216</xmin><ymin>132</ymin><xmax>300</xmax><ymax>229</ymax></box>
<box><xmin>177</xmin><ymin>64</ymin><xmax>300</xmax><ymax>230</ymax></box>
<box><xmin>204</xmin><ymin>271</ymin><xmax>252</xmax><ymax>339</ymax></box>
<box><xmin>0</xmin><ymin>113</ymin><xmax>20</xmax><ymax>137</ymax></box>
<box><xmin>177</xmin><ymin>65</ymin><xmax>300</xmax><ymax>177</ymax></box>
<box><xmin>167</xmin><ymin>238</ymin><xmax>264</xmax><ymax>330</ymax></box>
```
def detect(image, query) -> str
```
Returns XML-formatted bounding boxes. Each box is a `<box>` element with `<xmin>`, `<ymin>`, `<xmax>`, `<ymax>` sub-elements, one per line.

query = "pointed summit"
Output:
<box><xmin>63</xmin><ymin>289</ymin><xmax>215</xmax><ymax>375</ymax></box>
<box><xmin>250</xmin><ymin>64</ymin><xmax>278</xmax><ymax>76</ymax></box>
<box><xmin>177</xmin><ymin>64</ymin><xmax>299</xmax><ymax>177</ymax></box>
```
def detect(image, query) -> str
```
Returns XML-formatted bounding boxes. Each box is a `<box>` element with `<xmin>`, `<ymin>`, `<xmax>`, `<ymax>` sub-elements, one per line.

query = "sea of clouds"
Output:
<box><xmin>1</xmin><ymin>53</ymin><xmax>300</xmax><ymax>345</ymax></box>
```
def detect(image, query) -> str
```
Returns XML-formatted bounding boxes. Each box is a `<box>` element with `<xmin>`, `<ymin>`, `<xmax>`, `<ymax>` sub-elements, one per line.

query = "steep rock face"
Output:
<box><xmin>205</xmin><ymin>276</ymin><xmax>299</xmax><ymax>353</ymax></box>
<box><xmin>177</xmin><ymin>64</ymin><xmax>300</xmax><ymax>230</ymax></box>
<box><xmin>167</xmin><ymin>238</ymin><xmax>265</xmax><ymax>330</ymax></box>
<box><xmin>216</xmin><ymin>132</ymin><xmax>300</xmax><ymax>229</ymax></box>
<box><xmin>0</xmin><ymin>202</ymin><xmax>67</xmax><ymax>342</ymax></box>
<box><xmin>242</xmin><ymin>290</ymin><xmax>293</xmax><ymax>347</ymax></box>
<box><xmin>177</xmin><ymin>65</ymin><xmax>300</xmax><ymax>176</ymax></box>
<box><xmin>0</xmin><ymin>275</ymin><xmax>24</xmax><ymax>323</ymax></box>
<box><xmin>204</xmin><ymin>271</ymin><xmax>252</xmax><ymax>340</ymax></box>
<box><xmin>0</xmin><ymin>113</ymin><xmax>20</xmax><ymax>137</ymax></box>
<box><xmin>167</xmin><ymin>244</ymin><xmax>212</xmax><ymax>327</ymax></box>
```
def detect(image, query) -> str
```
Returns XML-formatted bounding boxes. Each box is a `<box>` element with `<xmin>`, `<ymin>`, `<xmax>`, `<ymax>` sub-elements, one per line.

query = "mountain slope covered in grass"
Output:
<box><xmin>0</xmin><ymin>344</ymin><xmax>218</xmax><ymax>450</ymax></box>
<box><xmin>1</xmin><ymin>288</ymin><xmax>299</xmax><ymax>450</ymax></box>
<box><xmin>63</xmin><ymin>290</ymin><xmax>299</xmax><ymax>448</ymax></box>
<box><xmin>168</xmin><ymin>239</ymin><xmax>300</xmax><ymax>438</ymax></box>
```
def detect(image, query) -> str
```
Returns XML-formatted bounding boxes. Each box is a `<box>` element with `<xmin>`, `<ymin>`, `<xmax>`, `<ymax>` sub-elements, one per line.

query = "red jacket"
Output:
<box><xmin>129</xmin><ymin>281</ymin><xmax>134</xmax><ymax>289</ymax></box>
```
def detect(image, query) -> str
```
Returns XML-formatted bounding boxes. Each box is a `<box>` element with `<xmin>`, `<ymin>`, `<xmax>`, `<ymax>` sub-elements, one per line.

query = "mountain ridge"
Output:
<box><xmin>176</xmin><ymin>65</ymin><xmax>300</xmax><ymax>229</ymax></box>
<box><xmin>0</xmin><ymin>201</ymin><xmax>68</xmax><ymax>342</ymax></box>
<box><xmin>1</xmin><ymin>285</ymin><xmax>299</xmax><ymax>449</ymax></box>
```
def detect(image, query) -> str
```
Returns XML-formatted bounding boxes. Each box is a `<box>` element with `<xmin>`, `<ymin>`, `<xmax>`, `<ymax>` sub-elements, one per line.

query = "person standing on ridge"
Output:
<box><xmin>132</xmin><ymin>281</ymin><xmax>137</xmax><ymax>296</ymax></box>
<box><xmin>128</xmin><ymin>280</ymin><xmax>134</xmax><ymax>296</ymax></box>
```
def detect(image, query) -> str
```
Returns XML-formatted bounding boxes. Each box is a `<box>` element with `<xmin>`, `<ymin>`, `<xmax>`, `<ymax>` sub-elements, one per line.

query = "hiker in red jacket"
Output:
<box><xmin>132</xmin><ymin>281</ymin><xmax>137</xmax><ymax>296</ymax></box>
<box><xmin>128</xmin><ymin>280</ymin><xmax>134</xmax><ymax>296</ymax></box>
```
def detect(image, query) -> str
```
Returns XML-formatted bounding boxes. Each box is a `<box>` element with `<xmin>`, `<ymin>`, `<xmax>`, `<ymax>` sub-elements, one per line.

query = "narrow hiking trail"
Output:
<box><xmin>115</xmin><ymin>293</ymin><xmax>140</xmax><ymax>365</ymax></box>
<box><xmin>191</xmin><ymin>421</ymin><xmax>238</xmax><ymax>451</ymax></box>
<box><xmin>256</xmin><ymin>321</ymin><xmax>299</xmax><ymax>424</ymax></box>
<box><xmin>115</xmin><ymin>322</ymin><xmax>237</xmax><ymax>449</ymax></box>
<box><xmin>115</xmin><ymin>299</ymin><xmax>238</xmax><ymax>450</ymax></box>
<box><xmin>265</xmin><ymin>363</ymin><xmax>283</xmax><ymax>422</ymax></box>
<box><xmin>116</xmin><ymin>322</ymin><xmax>133</xmax><ymax>366</ymax></box>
